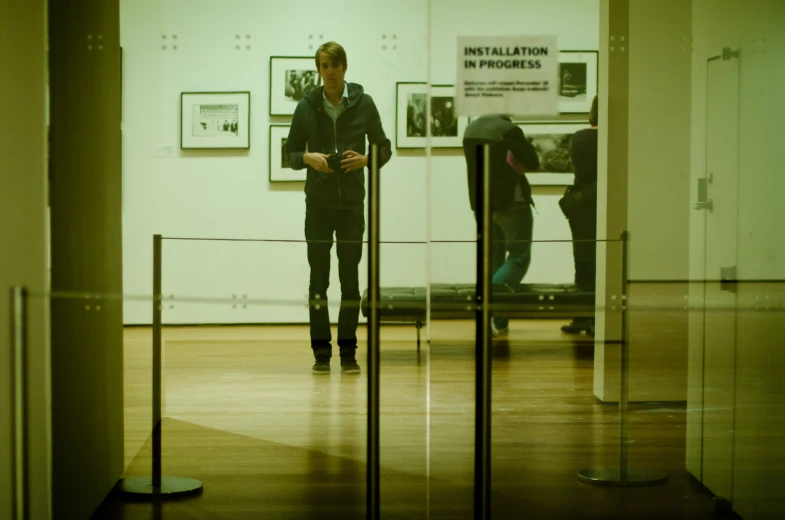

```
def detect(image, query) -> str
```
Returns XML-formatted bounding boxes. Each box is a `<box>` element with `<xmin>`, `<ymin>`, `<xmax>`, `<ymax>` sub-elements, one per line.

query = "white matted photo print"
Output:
<box><xmin>269</xmin><ymin>124</ymin><xmax>306</xmax><ymax>182</ymax></box>
<box><xmin>396</xmin><ymin>83</ymin><xmax>469</xmax><ymax>148</ymax></box>
<box><xmin>269</xmin><ymin>56</ymin><xmax>322</xmax><ymax>116</ymax></box>
<box><xmin>180</xmin><ymin>91</ymin><xmax>250</xmax><ymax>149</ymax></box>
<box><xmin>518</xmin><ymin>122</ymin><xmax>586</xmax><ymax>185</ymax></box>
<box><xmin>558</xmin><ymin>51</ymin><xmax>598</xmax><ymax>114</ymax></box>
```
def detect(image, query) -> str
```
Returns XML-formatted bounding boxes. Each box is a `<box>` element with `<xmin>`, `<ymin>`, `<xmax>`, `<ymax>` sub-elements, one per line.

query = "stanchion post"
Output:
<box><xmin>118</xmin><ymin>234</ymin><xmax>203</xmax><ymax>497</ymax></box>
<box><xmin>576</xmin><ymin>231</ymin><xmax>668</xmax><ymax>486</ymax></box>
<box><xmin>367</xmin><ymin>144</ymin><xmax>381</xmax><ymax>520</ymax></box>
<box><xmin>153</xmin><ymin>233</ymin><xmax>162</xmax><ymax>486</ymax></box>
<box><xmin>619</xmin><ymin>230</ymin><xmax>631</xmax><ymax>480</ymax></box>
<box><xmin>11</xmin><ymin>286</ymin><xmax>29</xmax><ymax>520</ymax></box>
<box><xmin>474</xmin><ymin>144</ymin><xmax>492</xmax><ymax>519</ymax></box>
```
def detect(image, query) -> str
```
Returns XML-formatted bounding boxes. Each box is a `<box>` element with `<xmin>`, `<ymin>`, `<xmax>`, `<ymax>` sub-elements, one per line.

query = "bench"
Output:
<box><xmin>360</xmin><ymin>283</ymin><xmax>595</xmax><ymax>345</ymax></box>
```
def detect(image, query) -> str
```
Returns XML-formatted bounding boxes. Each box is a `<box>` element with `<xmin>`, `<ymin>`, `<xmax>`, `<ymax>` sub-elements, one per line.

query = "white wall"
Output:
<box><xmin>688</xmin><ymin>0</ymin><xmax>785</xmax><ymax>284</ymax></box>
<box><xmin>627</xmin><ymin>3</ymin><xmax>692</xmax><ymax>281</ymax></box>
<box><xmin>733</xmin><ymin>4</ymin><xmax>785</xmax><ymax>281</ymax></box>
<box><xmin>121</xmin><ymin>0</ymin><xmax>599</xmax><ymax>324</ymax></box>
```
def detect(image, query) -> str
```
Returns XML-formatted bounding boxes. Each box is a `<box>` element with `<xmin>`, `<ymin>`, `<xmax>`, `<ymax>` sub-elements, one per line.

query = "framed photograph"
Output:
<box><xmin>558</xmin><ymin>51</ymin><xmax>598</xmax><ymax>114</ymax></box>
<box><xmin>269</xmin><ymin>124</ymin><xmax>306</xmax><ymax>182</ymax></box>
<box><xmin>395</xmin><ymin>82</ymin><xmax>469</xmax><ymax>148</ymax></box>
<box><xmin>518</xmin><ymin>123</ymin><xmax>586</xmax><ymax>185</ymax></box>
<box><xmin>180</xmin><ymin>91</ymin><xmax>250</xmax><ymax>149</ymax></box>
<box><xmin>269</xmin><ymin>56</ymin><xmax>322</xmax><ymax>116</ymax></box>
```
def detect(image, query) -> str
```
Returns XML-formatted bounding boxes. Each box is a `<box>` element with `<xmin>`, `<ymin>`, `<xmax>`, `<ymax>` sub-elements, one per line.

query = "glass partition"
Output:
<box><xmin>30</xmin><ymin>0</ymin><xmax>777</xmax><ymax>518</ymax></box>
<box><xmin>40</xmin><ymin>275</ymin><xmax>431</xmax><ymax>517</ymax></box>
<box><xmin>123</xmin><ymin>0</ymin><xmax>432</xmax><ymax>513</ymax></box>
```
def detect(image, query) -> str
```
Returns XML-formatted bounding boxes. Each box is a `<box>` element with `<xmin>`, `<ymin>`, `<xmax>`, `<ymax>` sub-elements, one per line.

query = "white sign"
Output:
<box><xmin>456</xmin><ymin>35</ymin><xmax>559</xmax><ymax>117</ymax></box>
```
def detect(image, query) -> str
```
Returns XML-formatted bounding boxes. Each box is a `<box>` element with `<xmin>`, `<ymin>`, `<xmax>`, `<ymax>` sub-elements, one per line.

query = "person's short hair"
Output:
<box><xmin>589</xmin><ymin>95</ymin><xmax>599</xmax><ymax>126</ymax></box>
<box><xmin>315</xmin><ymin>42</ymin><xmax>347</xmax><ymax>71</ymax></box>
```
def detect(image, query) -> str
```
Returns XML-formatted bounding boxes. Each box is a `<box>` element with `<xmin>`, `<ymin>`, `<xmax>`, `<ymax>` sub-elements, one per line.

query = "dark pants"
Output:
<box><xmin>568</xmin><ymin>205</ymin><xmax>597</xmax><ymax>321</ymax></box>
<box><xmin>476</xmin><ymin>203</ymin><xmax>534</xmax><ymax>330</ymax></box>
<box><xmin>490</xmin><ymin>203</ymin><xmax>534</xmax><ymax>330</ymax></box>
<box><xmin>305</xmin><ymin>204</ymin><xmax>365</xmax><ymax>359</ymax></box>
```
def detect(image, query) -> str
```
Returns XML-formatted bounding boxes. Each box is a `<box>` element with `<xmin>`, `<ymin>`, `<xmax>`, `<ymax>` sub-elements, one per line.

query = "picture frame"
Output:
<box><xmin>269</xmin><ymin>124</ymin><xmax>306</xmax><ymax>182</ymax></box>
<box><xmin>395</xmin><ymin>82</ymin><xmax>469</xmax><ymax>149</ymax></box>
<box><xmin>180</xmin><ymin>91</ymin><xmax>250</xmax><ymax>149</ymax></box>
<box><xmin>517</xmin><ymin>122</ymin><xmax>587</xmax><ymax>185</ymax></box>
<box><xmin>269</xmin><ymin>56</ymin><xmax>322</xmax><ymax>116</ymax></box>
<box><xmin>558</xmin><ymin>51</ymin><xmax>598</xmax><ymax>114</ymax></box>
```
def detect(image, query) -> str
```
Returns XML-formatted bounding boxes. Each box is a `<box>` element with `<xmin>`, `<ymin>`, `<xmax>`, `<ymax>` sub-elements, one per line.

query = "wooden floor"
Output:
<box><xmin>94</xmin><ymin>320</ymin><xmax>716</xmax><ymax>519</ymax></box>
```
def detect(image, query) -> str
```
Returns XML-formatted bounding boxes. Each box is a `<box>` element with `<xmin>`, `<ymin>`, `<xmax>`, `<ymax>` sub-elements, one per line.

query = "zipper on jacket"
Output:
<box><xmin>335</xmin><ymin>118</ymin><xmax>341</xmax><ymax>209</ymax></box>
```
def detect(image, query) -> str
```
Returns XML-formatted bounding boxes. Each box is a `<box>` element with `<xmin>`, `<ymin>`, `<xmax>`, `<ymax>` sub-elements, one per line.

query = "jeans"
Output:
<box><xmin>305</xmin><ymin>205</ymin><xmax>365</xmax><ymax>359</ymax></box>
<box><xmin>483</xmin><ymin>203</ymin><xmax>534</xmax><ymax>330</ymax></box>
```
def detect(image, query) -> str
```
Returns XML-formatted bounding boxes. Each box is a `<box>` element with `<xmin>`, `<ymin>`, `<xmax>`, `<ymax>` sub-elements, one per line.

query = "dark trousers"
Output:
<box><xmin>305</xmin><ymin>204</ymin><xmax>365</xmax><ymax>358</ymax></box>
<box><xmin>488</xmin><ymin>203</ymin><xmax>534</xmax><ymax>329</ymax></box>
<box><xmin>568</xmin><ymin>205</ymin><xmax>597</xmax><ymax>321</ymax></box>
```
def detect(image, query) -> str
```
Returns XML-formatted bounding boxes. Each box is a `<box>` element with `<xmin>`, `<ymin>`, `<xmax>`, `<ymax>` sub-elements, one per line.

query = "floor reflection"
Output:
<box><xmin>94</xmin><ymin>320</ymin><xmax>714</xmax><ymax>519</ymax></box>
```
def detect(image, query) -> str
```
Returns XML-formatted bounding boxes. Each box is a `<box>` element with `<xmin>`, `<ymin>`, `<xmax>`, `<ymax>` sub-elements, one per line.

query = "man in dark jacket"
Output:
<box><xmin>286</xmin><ymin>41</ymin><xmax>392</xmax><ymax>375</ymax></box>
<box><xmin>463</xmin><ymin>115</ymin><xmax>540</xmax><ymax>337</ymax></box>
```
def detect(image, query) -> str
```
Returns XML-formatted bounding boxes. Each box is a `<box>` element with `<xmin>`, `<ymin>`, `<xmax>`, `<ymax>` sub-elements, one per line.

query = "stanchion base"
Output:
<box><xmin>118</xmin><ymin>476</ymin><xmax>204</xmax><ymax>498</ymax></box>
<box><xmin>577</xmin><ymin>468</ymin><xmax>668</xmax><ymax>487</ymax></box>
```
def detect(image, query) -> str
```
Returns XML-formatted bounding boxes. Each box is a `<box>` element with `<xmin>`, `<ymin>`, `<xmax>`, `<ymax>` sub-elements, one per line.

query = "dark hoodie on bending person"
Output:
<box><xmin>462</xmin><ymin>115</ymin><xmax>539</xmax><ymax>212</ymax></box>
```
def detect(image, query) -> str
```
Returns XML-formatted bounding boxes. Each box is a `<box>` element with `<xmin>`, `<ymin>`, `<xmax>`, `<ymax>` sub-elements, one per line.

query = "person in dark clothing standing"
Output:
<box><xmin>286</xmin><ymin>42</ymin><xmax>392</xmax><ymax>374</ymax></box>
<box><xmin>463</xmin><ymin>115</ymin><xmax>540</xmax><ymax>337</ymax></box>
<box><xmin>560</xmin><ymin>95</ymin><xmax>598</xmax><ymax>334</ymax></box>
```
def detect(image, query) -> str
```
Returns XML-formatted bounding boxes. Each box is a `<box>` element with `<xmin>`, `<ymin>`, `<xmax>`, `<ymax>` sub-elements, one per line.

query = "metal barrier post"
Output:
<box><xmin>577</xmin><ymin>231</ymin><xmax>668</xmax><ymax>486</ymax></box>
<box><xmin>474</xmin><ymin>144</ymin><xmax>492</xmax><ymax>519</ymax></box>
<box><xmin>367</xmin><ymin>144</ymin><xmax>381</xmax><ymax>520</ymax></box>
<box><xmin>11</xmin><ymin>286</ymin><xmax>29</xmax><ymax>520</ymax></box>
<box><xmin>119</xmin><ymin>234</ymin><xmax>203</xmax><ymax>497</ymax></box>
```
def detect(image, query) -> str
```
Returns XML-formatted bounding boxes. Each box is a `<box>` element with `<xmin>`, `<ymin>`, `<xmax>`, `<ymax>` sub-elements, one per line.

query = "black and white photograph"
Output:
<box><xmin>396</xmin><ymin>83</ymin><xmax>468</xmax><ymax>148</ymax></box>
<box><xmin>180</xmin><ymin>91</ymin><xmax>250</xmax><ymax>149</ymax></box>
<box><xmin>559</xmin><ymin>62</ymin><xmax>588</xmax><ymax>100</ymax></box>
<box><xmin>406</xmin><ymin>93</ymin><xmax>427</xmax><ymax>137</ymax></box>
<box><xmin>284</xmin><ymin>69</ymin><xmax>321</xmax><ymax>103</ymax></box>
<box><xmin>191</xmin><ymin>104</ymin><xmax>240</xmax><ymax>137</ymax></box>
<box><xmin>431</xmin><ymin>97</ymin><xmax>458</xmax><ymax>137</ymax></box>
<box><xmin>270</xmin><ymin>57</ymin><xmax>320</xmax><ymax>116</ymax></box>
<box><xmin>517</xmin><ymin>123</ymin><xmax>585</xmax><ymax>185</ymax></box>
<box><xmin>558</xmin><ymin>51</ymin><xmax>598</xmax><ymax>114</ymax></box>
<box><xmin>269</xmin><ymin>124</ymin><xmax>306</xmax><ymax>182</ymax></box>
<box><xmin>280</xmin><ymin>137</ymin><xmax>290</xmax><ymax>169</ymax></box>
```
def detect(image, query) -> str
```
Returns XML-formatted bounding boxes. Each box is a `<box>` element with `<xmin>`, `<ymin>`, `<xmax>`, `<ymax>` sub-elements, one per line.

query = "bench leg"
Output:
<box><xmin>415</xmin><ymin>318</ymin><xmax>423</xmax><ymax>351</ymax></box>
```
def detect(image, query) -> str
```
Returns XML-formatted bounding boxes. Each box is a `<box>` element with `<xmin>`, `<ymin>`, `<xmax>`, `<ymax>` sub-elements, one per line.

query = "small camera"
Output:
<box><xmin>327</xmin><ymin>153</ymin><xmax>343</xmax><ymax>172</ymax></box>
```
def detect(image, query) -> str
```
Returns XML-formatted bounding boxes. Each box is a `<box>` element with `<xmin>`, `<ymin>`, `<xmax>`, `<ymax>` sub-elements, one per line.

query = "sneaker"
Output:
<box><xmin>312</xmin><ymin>359</ymin><xmax>330</xmax><ymax>374</ymax></box>
<box><xmin>341</xmin><ymin>359</ymin><xmax>361</xmax><ymax>375</ymax></box>
<box><xmin>491</xmin><ymin>323</ymin><xmax>509</xmax><ymax>338</ymax></box>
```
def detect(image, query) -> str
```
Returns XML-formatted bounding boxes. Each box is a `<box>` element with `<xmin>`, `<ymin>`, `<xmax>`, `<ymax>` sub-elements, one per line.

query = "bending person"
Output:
<box><xmin>463</xmin><ymin>115</ymin><xmax>540</xmax><ymax>338</ymax></box>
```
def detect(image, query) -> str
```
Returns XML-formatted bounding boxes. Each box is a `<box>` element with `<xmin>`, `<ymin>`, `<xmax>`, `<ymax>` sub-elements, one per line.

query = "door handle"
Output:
<box><xmin>720</xmin><ymin>265</ymin><xmax>737</xmax><ymax>293</ymax></box>
<box><xmin>722</xmin><ymin>47</ymin><xmax>740</xmax><ymax>61</ymax></box>
<box><xmin>694</xmin><ymin>175</ymin><xmax>714</xmax><ymax>212</ymax></box>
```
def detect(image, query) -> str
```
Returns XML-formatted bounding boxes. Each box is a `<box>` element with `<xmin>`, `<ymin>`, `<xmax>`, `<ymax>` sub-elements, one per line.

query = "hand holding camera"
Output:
<box><xmin>305</xmin><ymin>150</ymin><xmax>368</xmax><ymax>173</ymax></box>
<box><xmin>304</xmin><ymin>152</ymin><xmax>335</xmax><ymax>173</ymax></box>
<box><xmin>326</xmin><ymin>153</ymin><xmax>343</xmax><ymax>173</ymax></box>
<box><xmin>339</xmin><ymin>150</ymin><xmax>368</xmax><ymax>172</ymax></box>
